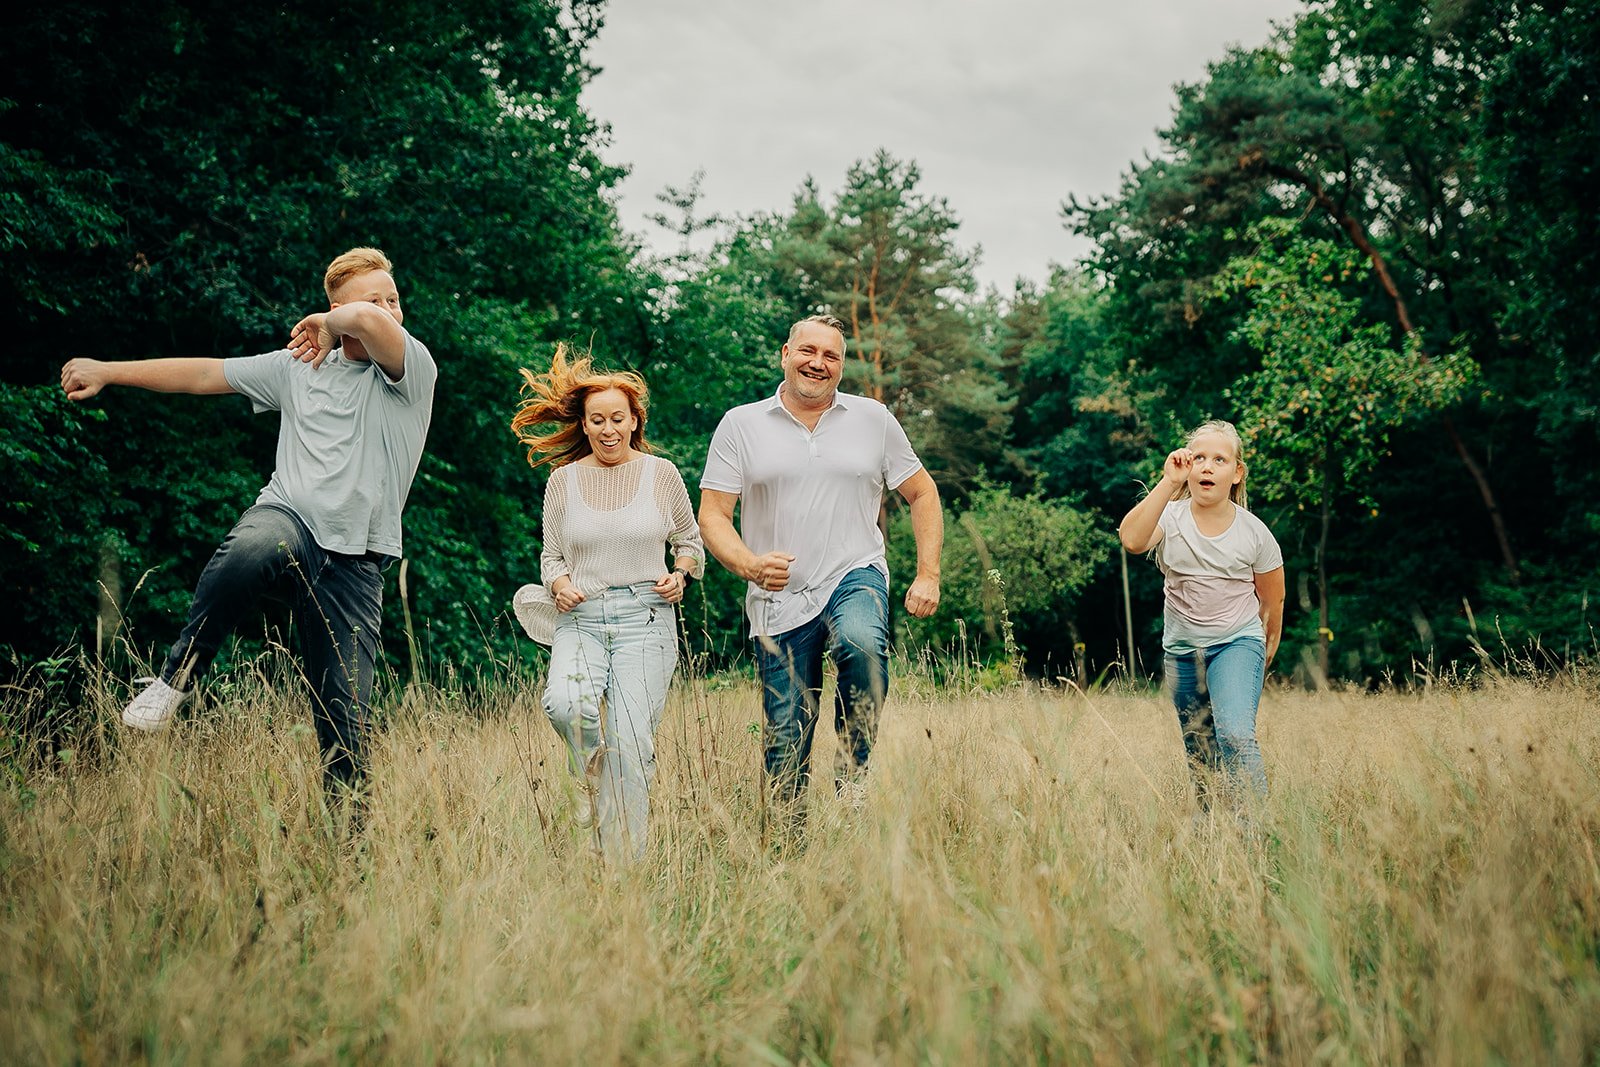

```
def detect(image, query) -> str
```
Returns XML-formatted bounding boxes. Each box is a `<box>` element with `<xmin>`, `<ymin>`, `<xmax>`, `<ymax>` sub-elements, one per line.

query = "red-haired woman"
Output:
<box><xmin>511</xmin><ymin>344</ymin><xmax>703</xmax><ymax>863</ymax></box>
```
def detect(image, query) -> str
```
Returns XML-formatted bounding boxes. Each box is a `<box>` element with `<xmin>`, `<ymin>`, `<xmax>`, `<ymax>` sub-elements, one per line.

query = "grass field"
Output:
<box><xmin>3</xmin><ymin>664</ymin><xmax>1598</xmax><ymax>1064</ymax></box>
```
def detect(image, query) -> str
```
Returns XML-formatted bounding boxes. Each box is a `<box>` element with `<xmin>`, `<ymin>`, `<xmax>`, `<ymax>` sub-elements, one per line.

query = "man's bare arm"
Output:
<box><xmin>897</xmin><ymin>468</ymin><xmax>943</xmax><ymax>617</ymax></box>
<box><xmin>698</xmin><ymin>488</ymin><xmax>795</xmax><ymax>590</ymax></box>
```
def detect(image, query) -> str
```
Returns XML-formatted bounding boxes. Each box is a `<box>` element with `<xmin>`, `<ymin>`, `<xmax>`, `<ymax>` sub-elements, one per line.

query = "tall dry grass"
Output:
<box><xmin>2</xmin><ymin>662</ymin><xmax>1598</xmax><ymax>1064</ymax></box>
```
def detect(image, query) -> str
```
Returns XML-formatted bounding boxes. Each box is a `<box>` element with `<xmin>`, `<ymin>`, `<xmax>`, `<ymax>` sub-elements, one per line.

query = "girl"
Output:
<box><xmin>1118</xmin><ymin>420</ymin><xmax>1285</xmax><ymax>803</ymax></box>
<box><xmin>510</xmin><ymin>345</ymin><xmax>703</xmax><ymax>863</ymax></box>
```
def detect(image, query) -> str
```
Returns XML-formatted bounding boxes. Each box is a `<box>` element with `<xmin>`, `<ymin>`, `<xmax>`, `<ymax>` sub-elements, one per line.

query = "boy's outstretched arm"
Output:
<box><xmin>60</xmin><ymin>358</ymin><xmax>233</xmax><ymax>402</ymax></box>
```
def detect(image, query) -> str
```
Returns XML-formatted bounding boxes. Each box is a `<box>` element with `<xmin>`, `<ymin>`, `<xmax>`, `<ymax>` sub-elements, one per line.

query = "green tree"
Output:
<box><xmin>1220</xmin><ymin>223</ymin><xmax>1479</xmax><ymax>680</ymax></box>
<box><xmin>1467</xmin><ymin>0</ymin><xmax>1600</xmax><ymax>544</ymax></box>
<box><xmin>743</xmin><ymin>151</ymin><xmax>1017</xmax><ymax>495</ymax></box>
<box><xmin>889</xmin><ymin>483</ymin><xmax>1107</xmax><ymax>677</ymax></box>
<box><xmin>1059</xmin><ymin>0</ymin><xmax>1600</xmax><ymax>679</ymax></box>
<box><xmin>0</xmin><ymin>0</ymin><xmax>644</xmax><ymax>674</ymax></box>
<box><xmin>633</xmin><ymin>191</ymin><xmax>794</xmax><ymax>664</ymax></box>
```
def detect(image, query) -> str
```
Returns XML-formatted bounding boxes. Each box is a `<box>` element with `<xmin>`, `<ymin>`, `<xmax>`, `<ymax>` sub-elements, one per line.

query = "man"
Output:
<box><xmin>699</xmin><ymin>313</ymin><xmax>942</xmax><ymax>827</ymax></box>
<box><xmin>60</xmin><ymin>247</ymin><xmax>436</xmax><ymax>796</ymax></box>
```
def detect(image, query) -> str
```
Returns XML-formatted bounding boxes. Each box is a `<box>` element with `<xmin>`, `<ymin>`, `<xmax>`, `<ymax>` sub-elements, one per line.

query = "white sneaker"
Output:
<box><xmin>122</xmin><ymin>677</ymin><xmax>189</xmax><ymax>732</ymax></box>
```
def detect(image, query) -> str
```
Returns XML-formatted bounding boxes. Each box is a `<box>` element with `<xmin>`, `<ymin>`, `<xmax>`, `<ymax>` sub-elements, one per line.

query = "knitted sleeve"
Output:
<box><xmin>654</xmin><ymin>458</ymin><xmax>705</xmax><ymax>577</ymax></box>
<box><xmin>539</xmin><ymin>468</ymin><xmax>571</xmax><ymax>587</ymax></box>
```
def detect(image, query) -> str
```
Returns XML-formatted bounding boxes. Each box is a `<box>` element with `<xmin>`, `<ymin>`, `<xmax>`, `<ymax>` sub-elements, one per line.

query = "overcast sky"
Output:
<box><xmin>581</xmin><ymin>0</ymin><xmax>1302</xmax><ymax>291</ymax></box>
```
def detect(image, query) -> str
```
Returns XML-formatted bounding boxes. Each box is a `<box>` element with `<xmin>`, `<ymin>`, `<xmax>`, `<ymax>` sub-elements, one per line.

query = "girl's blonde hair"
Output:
<box><xmin>1174</xmin><ymin>418</ymin><xmax>1248</xmax><ymax>507</ymax></box>
<box><xmin>511</xmin><ymin>344</ymin><xmax>653</xmax><ymax>469</ymax></box>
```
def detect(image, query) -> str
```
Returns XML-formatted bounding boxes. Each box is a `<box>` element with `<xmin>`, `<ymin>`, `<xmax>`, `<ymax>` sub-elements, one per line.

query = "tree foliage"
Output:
<box><xmin>1046</xmin><ymin>0</ymin><xmax>1597</xmax><ymax>682</ymax></box>
<box><xmin>3</xmin><ymin>0</ymin><xmax>1595</xmax><ymax>689</ymax></box>
<box><xmin>889</xmin><ymin>484</ymin><xmax>1107</xmax><ymax>672</ymax></box>
<box><xmin>0</xmin><ymin>0</ymin><xmax>642</xmax><ymax>671</ymax></box>
<box><xmin>1219</xmin><ymin>222</ymin><xmax>1480</xmax><ymax>677</ymax></box>
<box><xmin>727</xmin><ymin>151</ymin><xmax>1018</xmax><ymax>496</ymax></box>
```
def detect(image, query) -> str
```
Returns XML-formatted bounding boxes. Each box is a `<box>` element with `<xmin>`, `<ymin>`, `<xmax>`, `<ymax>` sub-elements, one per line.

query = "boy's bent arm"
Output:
<box><xmin>61</xmin><ymin>357</ymin><xmax>233</xmax><ymax>401</ymax></box>
<box><xmin>291</xmin><ymin>303</ymin><xmax>408</xmax><ymax>379</ymax></box>
<box><xmin>330</xmin><ymin>301</ymin><xmax>407</xmax><ymax>378</ymax></box>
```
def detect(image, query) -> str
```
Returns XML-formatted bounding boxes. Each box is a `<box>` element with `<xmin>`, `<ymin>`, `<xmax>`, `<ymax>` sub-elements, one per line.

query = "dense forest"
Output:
<box><xmin>3</xmin><ymin>0</ymin><xmax>1594</xmax><ymax>691</ymax></box>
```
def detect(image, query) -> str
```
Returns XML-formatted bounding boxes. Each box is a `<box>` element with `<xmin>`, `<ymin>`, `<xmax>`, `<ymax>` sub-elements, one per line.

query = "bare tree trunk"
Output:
<box><xmin>867</xmin><ymin>259</ymin><xmax>885</xmax><ymax>403</ymax></box>
<box><xmin>1317</xmin><ymin>463</ymin><xmax>1332</xmax><ymax>683</ymax></box>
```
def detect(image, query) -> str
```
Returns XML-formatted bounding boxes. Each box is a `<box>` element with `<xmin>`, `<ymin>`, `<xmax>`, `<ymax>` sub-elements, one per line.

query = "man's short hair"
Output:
<box><xmin>787</xmin><ymin>313</ymin><xmax>847</xmax><ymax>351</ymax></box>
<box><xmin>324</xmin><ymin>247</ymin><xmax>394</xmax><ymax>301</ymax></box>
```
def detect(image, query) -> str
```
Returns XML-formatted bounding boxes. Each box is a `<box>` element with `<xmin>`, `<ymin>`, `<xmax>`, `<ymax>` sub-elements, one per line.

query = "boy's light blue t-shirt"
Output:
<box><xmin>222</xmin><ymin>333</ymin><xmax>436</xmax><ymax>559</ymax></box>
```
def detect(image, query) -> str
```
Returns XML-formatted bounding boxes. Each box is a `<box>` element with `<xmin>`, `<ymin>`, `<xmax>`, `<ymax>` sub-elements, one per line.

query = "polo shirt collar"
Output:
<box><xmin>767</xmin><ymin>384</ymin><xmax>854</xmax><ymax>418</ymax></box>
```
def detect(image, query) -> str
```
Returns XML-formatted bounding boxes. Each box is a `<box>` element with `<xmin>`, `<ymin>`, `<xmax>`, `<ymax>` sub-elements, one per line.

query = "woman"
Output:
<box><xmin>511</xmin><ymin>344</ymin><xmax>703</xmax><ymax>863</ymax></box>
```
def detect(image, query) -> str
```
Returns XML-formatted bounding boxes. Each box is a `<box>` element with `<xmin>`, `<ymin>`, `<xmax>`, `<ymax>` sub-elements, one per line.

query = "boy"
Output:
<box><xmin>60</xmin><ymin>247</ymin><xmax>436</xmax><ymax>794</ymax></box>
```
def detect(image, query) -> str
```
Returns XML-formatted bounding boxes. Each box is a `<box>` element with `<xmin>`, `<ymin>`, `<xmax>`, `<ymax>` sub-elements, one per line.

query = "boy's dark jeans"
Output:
<box><xmin>160</xmin><ymin>503</ymin><xmax>383</xmax><ymax>792</ymax></box>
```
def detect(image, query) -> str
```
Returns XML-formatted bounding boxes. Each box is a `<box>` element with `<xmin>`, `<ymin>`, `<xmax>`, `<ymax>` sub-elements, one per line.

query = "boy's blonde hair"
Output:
<box><xmin>324</xmin><ymin>247</ymin><xmax>394</xmax><ymax>301</ymax></box>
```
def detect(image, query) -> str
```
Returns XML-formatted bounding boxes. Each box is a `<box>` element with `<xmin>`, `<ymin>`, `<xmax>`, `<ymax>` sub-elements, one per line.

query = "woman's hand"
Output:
<box><xmin>652</xmin><ymin>570</ymin><xmax>687</xmax><ymax>605</ymax></box>
<box><xmin>552</xmin><ymin>578</ymin><xmax>586</xmax><ymax>612</ymax></box>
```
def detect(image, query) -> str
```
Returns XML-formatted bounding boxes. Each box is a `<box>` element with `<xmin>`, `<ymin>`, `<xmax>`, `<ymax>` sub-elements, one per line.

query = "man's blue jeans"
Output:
<box><xmin>160</xmin><ymin>504</ymin><xmax>384</xmax><ymax>793</ymax></box>
<box><xmin>1165</xmin><ymin>634</ymin><xmax>1269</xmax><ymax>803</ymax></box>
<box><xmin>755</xmin><ymin>566</ymin><xmax>889</xmax><ymax>815</ymax></box>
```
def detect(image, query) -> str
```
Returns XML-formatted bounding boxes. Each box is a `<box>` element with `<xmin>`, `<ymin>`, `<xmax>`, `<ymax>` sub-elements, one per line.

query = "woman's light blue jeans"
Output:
<box><xmin>543</xmin><ymin>584</ymin><xmax>677</xmax><ymax>863</ymax></box>
<box><xmin>1165</xmin><ymin>634</ymin><xmax>1268</xmax><ymax>803</ymax></box>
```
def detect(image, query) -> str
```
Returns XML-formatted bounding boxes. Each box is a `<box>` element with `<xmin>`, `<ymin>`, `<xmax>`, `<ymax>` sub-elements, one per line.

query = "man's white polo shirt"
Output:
<box><xmin>701</xmin><ymin>387</ymin><xmax>924</xmax><ymax>637</ymax></box>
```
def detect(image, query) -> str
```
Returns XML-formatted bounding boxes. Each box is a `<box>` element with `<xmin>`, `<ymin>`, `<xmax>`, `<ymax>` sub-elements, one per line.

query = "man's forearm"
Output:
<box><xmin>699</xmin><ymin>511</ymin><xmax>756</xmax><ymax>581</ymax></box>
<box><xmin>909</xmin><ymin>491</ymin><xmax>944</xmax><ymax>580</ymax></box>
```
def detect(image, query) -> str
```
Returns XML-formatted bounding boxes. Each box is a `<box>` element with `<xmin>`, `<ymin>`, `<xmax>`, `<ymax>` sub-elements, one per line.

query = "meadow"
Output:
<box><xmin>2</xmin><ymin>661</ymin><xmax>1597</xmax><ymax>1064</ymax></box>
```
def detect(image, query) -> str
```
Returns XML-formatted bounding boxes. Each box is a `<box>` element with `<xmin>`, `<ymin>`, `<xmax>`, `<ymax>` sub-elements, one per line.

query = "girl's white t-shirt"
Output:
<box><xmin>1156</xmin><ymin>500</ymin><xmax>1282</xmax><ymax>654</ymax></box>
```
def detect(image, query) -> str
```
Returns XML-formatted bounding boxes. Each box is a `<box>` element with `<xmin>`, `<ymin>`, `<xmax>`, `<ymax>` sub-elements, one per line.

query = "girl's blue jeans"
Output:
<box><xmin>1165</xmin><ymin>634</ymin><xmax>1268</xmax><ymax>803</ymax></box>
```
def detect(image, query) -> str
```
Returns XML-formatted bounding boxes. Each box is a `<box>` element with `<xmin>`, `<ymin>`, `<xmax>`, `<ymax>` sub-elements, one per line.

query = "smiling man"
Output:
<box><xmin>699</xmin><ymin>314</ymin><xmax>943</xmax><ymax>835</ymax></box>
<box><xmin>59</xmin><ymin>248</ymin><xmax>437</xmax><ymax>800</ymax></box>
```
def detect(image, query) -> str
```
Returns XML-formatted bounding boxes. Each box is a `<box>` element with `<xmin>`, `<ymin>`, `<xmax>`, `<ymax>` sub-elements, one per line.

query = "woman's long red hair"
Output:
<box><xmin>511</xmin><ymin>344</ymin><xmax>653</xmax><ymax>469</ymax></box>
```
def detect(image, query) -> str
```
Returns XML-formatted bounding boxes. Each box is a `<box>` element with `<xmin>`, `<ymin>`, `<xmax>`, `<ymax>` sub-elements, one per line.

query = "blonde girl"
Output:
<box><xmin>1118</xmin><ymin>420</ymin><xmax>1285</xmax><ymax>802</ymax></box>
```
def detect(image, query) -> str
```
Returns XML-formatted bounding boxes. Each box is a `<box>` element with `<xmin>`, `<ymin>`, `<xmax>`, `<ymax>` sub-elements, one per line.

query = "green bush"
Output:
<box><xmin>889</xmin><ymin>483</ymin><xmax>1108</xmax><ymax>673</ymax></box>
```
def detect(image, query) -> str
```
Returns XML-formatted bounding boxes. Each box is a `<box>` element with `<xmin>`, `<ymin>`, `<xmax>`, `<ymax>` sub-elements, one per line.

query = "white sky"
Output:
<box><xmin>581</xmin><ymin>0</ymin><xmax>1302</xmax><ymax>291</ymax></box>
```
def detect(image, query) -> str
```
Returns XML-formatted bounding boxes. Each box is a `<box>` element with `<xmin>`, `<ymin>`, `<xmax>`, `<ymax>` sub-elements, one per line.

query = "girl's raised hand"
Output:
<box><xmin>1161</xmin><ymin>448</ymin><xmax>1193</xmax><ymax>489</ymax></box>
